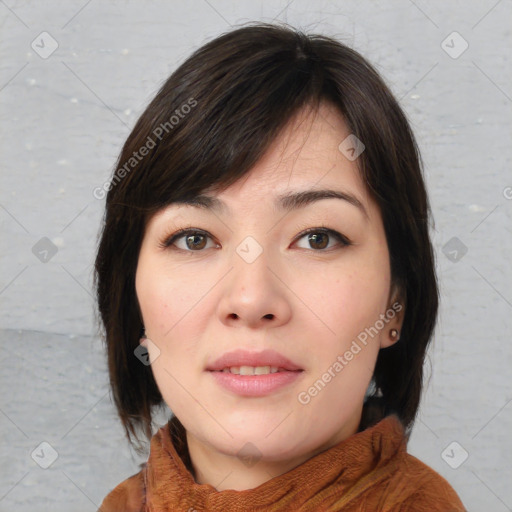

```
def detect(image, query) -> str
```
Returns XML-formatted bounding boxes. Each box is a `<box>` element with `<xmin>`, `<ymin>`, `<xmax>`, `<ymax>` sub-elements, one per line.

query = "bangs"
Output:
<box><xmin>108</xmin><ymin>25</ymin><xmax>343</xmax><ymax>215</ymax></box>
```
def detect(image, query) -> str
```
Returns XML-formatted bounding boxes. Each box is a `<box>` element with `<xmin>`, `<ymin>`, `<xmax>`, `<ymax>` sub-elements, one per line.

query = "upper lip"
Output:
<box><xmin>206</xmin><ymin>349</ymin><xmax>303</xmax><ymax>371</ymax></box>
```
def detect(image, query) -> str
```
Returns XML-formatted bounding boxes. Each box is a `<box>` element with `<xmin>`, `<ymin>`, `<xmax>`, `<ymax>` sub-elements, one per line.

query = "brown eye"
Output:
<box><xmin>294</xmin><ymin>228</ymin><xmax>351</xmax><ymax>251</ymax></box>
<box><xmin>306</xmin><ymin>232</ymin><xmax>329</xmax><ymax>250</ymax></box>
<box><xmin>161</xmin><ymin>227</ymin><xmax>350</xmax><ymax>253</ymax></box>
<box><xmin>184</xmin><ymin>233</ymin><xmax>207</xmax><ymax>250</ymax></box>
<box><xmin>162</xmin><ymin>229</ymin><xmax>216</xmax><ymax>251</ymax></box>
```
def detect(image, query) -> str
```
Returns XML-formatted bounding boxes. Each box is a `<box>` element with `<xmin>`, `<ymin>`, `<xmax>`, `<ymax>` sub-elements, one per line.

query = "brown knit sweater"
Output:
<box><xmin>99</xmin><ymin>414</ymin><xmax>466</xmax><ymax>511</ymax></box>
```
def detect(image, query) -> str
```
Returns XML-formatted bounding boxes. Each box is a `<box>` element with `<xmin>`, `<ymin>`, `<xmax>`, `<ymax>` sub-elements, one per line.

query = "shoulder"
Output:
<box><xmin>98</xmin><ymin>467</ymin><xmax>145</xmax><ymax>512</ymax></box>
<box><xmin>391</xmin><ymin>452</ymin><xmax>466</xmax><ymax>511</ymax></box>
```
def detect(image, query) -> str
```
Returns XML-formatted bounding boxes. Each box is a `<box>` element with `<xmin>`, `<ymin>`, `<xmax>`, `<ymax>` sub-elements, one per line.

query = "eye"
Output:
<box><xmin>160</xmin><ymin>229</ymin><xmax>217</xmax><ymax>252</ymax></box>
<box><xmin>160</xmin><ymin>226</ymin><xmax>351</xmax><ymax>253</ymax></box>
<box><xmin>293</xmin><ymin>227</ymin><xmax>351</xmax><ymax>251</ymax></box>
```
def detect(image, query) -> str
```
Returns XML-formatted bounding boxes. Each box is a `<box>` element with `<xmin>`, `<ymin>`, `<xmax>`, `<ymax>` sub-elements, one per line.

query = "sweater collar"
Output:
<box><xmin>144</xmin><ymin>414</ymin><xmax>406</xmax><ymax>511</ymax></box>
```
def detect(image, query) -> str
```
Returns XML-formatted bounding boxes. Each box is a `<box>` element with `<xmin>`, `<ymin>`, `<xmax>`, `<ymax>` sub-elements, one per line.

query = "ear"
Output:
<box><xmin>380</xmin><ymin>283</ymin><xmax>406</xmax><ymax>349</ymax></box>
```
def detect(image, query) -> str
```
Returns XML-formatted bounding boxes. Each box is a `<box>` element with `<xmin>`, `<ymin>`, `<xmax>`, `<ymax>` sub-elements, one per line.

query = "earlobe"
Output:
<box><xmin>380</xmin><ymin>327</ymin><xmax>401</xmax><ymax>349</ymax></box>
<box><xmin>381</xmin><ymin>287</ymin><xmax>405</xmax><ymax>349</ymax></box>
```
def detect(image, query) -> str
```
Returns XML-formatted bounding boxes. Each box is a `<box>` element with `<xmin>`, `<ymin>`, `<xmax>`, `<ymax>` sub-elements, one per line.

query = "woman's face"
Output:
<box><xmin>136</xmin><ymin>101</ymin><xmax>403</xmax><ymax>469</ymax></box>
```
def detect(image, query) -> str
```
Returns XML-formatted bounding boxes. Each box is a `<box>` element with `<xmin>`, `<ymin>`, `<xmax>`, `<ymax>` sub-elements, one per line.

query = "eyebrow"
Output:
<box><xmin>175</xmin><ymin>188</ymin><xmax>368</xmax><ymax>219</ymax></box>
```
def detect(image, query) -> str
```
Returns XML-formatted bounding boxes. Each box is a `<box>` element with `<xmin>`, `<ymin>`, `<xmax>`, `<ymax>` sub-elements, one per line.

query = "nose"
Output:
<box><xmin>216</xmin><ymin>240</ymin><xmax>292</xmax><ymax>330</ymax></box>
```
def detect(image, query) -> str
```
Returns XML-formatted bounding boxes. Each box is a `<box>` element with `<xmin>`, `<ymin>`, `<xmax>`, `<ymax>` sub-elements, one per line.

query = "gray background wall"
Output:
<box><xmin>1</xmin><ymin>1</ymin><xmax>511</xmax><ymax>510</ymax></box>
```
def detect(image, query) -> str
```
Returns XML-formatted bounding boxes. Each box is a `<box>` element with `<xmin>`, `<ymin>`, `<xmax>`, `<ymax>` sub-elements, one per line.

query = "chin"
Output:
<box><xmin>206</xmin><ymin>419</ymin><xmax>313</xmax><ymax>460</ymax></box>
<box><xmin>214</xmin><ymin>435</ymin><xmax>306</xmax><ymax>463</ymax></box>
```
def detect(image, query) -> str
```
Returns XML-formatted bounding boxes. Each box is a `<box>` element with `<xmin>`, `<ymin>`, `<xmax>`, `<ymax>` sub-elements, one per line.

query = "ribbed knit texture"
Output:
<box><xmin>99</xmin><ymin>414</ymin><xmax>466</xmax><ymax>511</ymax></box>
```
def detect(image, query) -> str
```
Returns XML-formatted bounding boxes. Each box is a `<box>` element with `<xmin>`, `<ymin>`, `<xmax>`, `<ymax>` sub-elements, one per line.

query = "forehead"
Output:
<box><xmin>149</xmin><ymin>101</ymin><xmax>378</xmax><ymax>226</ymax></box>
<box><xmin>204</xmin><ymin>102</ymin><xmax>371</xmax><ymax>212</ymax></box>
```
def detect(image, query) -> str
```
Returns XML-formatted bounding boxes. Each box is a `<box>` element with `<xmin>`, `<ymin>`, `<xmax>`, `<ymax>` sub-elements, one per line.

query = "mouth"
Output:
<box><xmin>210</xmin><ymin>365</ymin><xmax>303</xmax><ymax>375</ymax></box>
<box><xmin>207</xmin><ymin>367</ymin><xmax>304</xmax><ymax>396</ymax></box>
<box><xmin>205</xmin><ymin>349</ymin><xmax>304</xmax><ymax>396</ymax></box>
<box><xmin>205</xmin><ymin>349</ymin><xmax>303</xmax><ymax>373</ymax></box>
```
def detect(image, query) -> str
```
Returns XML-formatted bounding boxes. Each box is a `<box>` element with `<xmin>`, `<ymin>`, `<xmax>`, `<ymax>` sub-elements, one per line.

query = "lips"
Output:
<box><xmin>205</xmin><ymin>349</ymin><xmax>303</xmax><ymax>372</ymax></box>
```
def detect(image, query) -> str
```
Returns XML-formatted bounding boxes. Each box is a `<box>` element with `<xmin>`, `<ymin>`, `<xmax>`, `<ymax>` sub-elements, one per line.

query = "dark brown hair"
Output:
<box><xmin>94</xmin><ymin>22</ymin><xmax>438</xmax><ymax>447</ymax></box>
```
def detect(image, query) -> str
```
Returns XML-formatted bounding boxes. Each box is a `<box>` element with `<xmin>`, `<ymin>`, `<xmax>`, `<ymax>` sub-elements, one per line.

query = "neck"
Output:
<box><xmin>186</xmin><ymin>433</ymin><xmax>321</xmax><ymax>491</ymax></box>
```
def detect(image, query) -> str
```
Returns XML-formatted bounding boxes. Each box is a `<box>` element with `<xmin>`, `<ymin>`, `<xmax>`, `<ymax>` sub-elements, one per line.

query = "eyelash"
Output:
<box><xmin>159</xmin><ymin>225</ymin><xmax>352</xmax><ymax>253</ymax></box>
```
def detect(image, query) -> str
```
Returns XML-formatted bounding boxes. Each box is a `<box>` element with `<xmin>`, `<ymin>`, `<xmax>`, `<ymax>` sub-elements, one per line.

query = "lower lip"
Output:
<box><xmin>207</xmin><ymin>370</ymin><xmax>303</xmax><ymax>396</ymax></box>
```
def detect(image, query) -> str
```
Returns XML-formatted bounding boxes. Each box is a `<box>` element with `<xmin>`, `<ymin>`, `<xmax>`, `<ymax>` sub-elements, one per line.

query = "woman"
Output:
<box><xmin>95</xmin><ymin>22</ymin><xmax>466</xmax><ymax>511</ymax></box>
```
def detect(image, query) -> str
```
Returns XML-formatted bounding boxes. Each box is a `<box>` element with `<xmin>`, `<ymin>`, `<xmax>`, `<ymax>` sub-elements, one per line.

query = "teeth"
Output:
<box><xmin>254</xmin><ymin>366</ymin><xmax>273</xmax><ymax>375</ymax></box>
<box><xmin>220</xmin><ymin>366</ymin><xmax>280</xmax><ymax>375</ymax></box>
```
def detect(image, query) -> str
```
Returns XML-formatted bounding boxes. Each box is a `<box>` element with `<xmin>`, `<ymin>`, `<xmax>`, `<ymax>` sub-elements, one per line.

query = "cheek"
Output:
<box><xmin>136</xmin><ymin>256</ymin><xmax>197</xmax><ymax>336</ymax></box>
<box><xmin>136</xmin><ymin>253</ymin><xmax>210</xmax><ymax>379</ymax></box>
<box><xmin>295</xmin><ymin>269</ymin><xmax>386</xmax><ymax>405</ymax></box>
<box><xmin>136</xmin><ymin>272</ymin><xmax>170</xmax><ymax>334</ymax></box>
<box><xmin>136</xmin><ymin>257</ymin><xmax>203</xmax><ymax>413</ymax></box>
<box><xmin>294</xmin><ymin>266</ymin><xmax>389</xmax><ymax>341</ymax></box>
